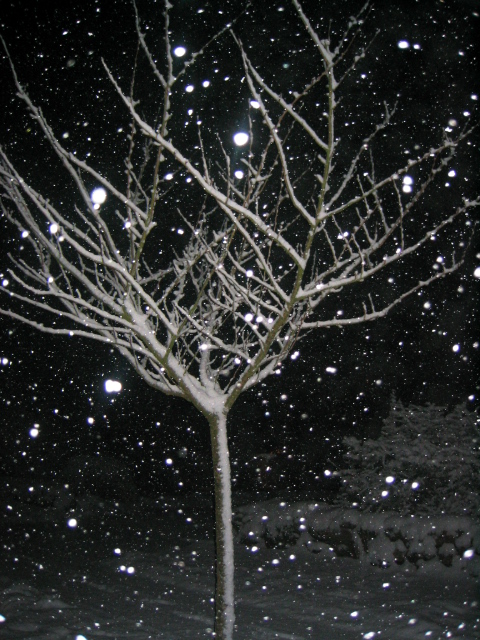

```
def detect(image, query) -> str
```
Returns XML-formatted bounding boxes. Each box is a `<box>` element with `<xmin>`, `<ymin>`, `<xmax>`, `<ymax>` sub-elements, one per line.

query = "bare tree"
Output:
<box><xmin>1</xmin><ymin>1</ymin><xmax>477</xmax><ymax>638</ymax></box>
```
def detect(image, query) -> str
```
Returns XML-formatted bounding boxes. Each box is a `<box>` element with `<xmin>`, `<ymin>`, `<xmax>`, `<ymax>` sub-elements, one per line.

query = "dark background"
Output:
<box><xmin>1</xmin><ymin>0</ymin><xmax>479</xmax><ymax>499</ymax></box>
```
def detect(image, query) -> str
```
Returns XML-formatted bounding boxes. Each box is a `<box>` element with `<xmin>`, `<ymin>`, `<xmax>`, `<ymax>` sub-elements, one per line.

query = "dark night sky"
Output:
<box><xmin>0</xmin><ymin>0</ymin><xmax>479</xmax><ymax>496</ymax></box>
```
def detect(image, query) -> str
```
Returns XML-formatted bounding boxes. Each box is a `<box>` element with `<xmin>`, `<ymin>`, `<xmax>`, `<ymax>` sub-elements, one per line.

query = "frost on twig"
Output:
<box><xmin>0</xmin><ymin>1</ymin><xmax>477</xmax><ymax>410</ymax></box>
<box><xmin>1</xmin><ymin>4</ymin><xmax>477</xmax><ymax>638</ymax></box>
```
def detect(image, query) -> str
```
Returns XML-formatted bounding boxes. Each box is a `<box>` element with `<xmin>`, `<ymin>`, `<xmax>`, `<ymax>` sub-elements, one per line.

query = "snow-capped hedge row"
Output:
<box><xmin>234</xmin><ymin>500</ymin><xmax>479</xmax><ymax>571</ymax></box>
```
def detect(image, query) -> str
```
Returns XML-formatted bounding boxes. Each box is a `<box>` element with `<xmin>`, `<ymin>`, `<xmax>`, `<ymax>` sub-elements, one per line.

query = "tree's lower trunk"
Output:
<box><xmin>208</xmin><ymin>411</ymin><xmax>235</xmax><ymax>640</ymax></box>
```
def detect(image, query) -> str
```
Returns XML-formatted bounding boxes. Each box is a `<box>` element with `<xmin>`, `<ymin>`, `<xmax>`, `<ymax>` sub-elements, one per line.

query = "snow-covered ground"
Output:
<box><xmin>0</xmin><ymin>479</ymin><xmax>478</xmax><ymax>639</ymax></box>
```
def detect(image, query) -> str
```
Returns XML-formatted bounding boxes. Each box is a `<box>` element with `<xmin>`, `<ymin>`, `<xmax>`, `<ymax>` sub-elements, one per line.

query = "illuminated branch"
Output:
<box><xmin>0</xmin><ymin>2</ymin><xmax>477</xmax><ymax>638</ymax></box>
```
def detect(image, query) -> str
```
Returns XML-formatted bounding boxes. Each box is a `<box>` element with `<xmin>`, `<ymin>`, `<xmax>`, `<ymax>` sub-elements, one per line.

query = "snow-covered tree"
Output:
<box><xmin>1</xmin><ymin>2</ymin><xmax>478</xmax><ymax>638</ymax></box>
<box><xmin>338</xmin><ymin>399</ymin><xmax>480</xmax><ymax>516</ymax></box>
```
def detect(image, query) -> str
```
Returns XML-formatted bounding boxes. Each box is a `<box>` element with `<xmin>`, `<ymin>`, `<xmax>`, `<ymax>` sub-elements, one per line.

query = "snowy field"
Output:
<box><xmin>0</xmin><ymin>480</ymin><xmax>478</xmax><ymax>639</ymax></box>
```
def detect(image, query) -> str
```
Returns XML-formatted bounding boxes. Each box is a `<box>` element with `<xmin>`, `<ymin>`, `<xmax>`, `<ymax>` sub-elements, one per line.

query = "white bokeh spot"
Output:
<box><xmin>233</xmin><ymin>132</ymin><xmax>249</xmax><ymax>146</ymax></box>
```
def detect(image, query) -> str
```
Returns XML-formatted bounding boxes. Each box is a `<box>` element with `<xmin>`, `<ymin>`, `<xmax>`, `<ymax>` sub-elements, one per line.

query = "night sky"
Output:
<box><xmin>1</xmin><ymin>0</ymin><xmax>479</xmax><ymax>498</ymax></box>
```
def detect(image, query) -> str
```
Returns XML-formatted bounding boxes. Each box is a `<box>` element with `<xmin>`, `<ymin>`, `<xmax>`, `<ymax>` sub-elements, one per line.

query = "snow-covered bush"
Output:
<box><xmin>337</xmin><ymin>400</ymin><xmax>479</xmax><ymax>516</ymax></box>
<box><xmin>235</xmin><ymin>500</ymin><xmax>479</xmax><ymax>570</ymax></box>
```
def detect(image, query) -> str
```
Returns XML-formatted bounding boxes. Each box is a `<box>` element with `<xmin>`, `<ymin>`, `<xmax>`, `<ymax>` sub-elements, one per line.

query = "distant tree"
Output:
<box><xmin>338</xmin><ymin>399</ymin><xmax>480</xmax><ymax>516</ymax></box>
<box><xmin>1</xmin><ymin>1</ymin><xmax>478</xmax><ymax>638</ymax></box>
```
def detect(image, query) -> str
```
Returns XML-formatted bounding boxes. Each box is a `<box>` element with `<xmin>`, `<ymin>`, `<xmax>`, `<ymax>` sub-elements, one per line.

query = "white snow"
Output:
<box><xmin>104</xmin><ymin>379</ymin><xmax>122</xmax><ymax>393</ymax></box>
<box><xmin>173</xmin><ymin>46</ymin><xmax>186</xmax><ymax>58</ymax></box>
<box><xmin>233</xmin><ymin>132</ymin><xmax>249</xmax><ymax>147</ymax></box>
<box><xmin>0</xmin><ymin>480</ymin><xmax>478</xmax><ymax>639</ymax></box>
<box><xmin>90</xmin><ymin>188</ymin><xmax>107</xmax><ymax>206</ymax></box>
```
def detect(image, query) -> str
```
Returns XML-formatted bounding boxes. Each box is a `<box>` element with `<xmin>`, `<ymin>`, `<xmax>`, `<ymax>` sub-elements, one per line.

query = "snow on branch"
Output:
<box><xmin>0</xmin><ymin>3</ymin><xmax>477</xmax><ymax>415</ymax></box>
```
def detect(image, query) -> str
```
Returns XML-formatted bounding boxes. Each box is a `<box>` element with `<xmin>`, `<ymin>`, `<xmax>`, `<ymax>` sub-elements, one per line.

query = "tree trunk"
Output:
<box><xmin>208</xmin><ymin>411</ymin><xmax>235</xmax><ymax>639</ymax></box>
